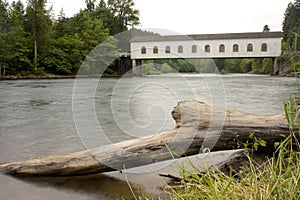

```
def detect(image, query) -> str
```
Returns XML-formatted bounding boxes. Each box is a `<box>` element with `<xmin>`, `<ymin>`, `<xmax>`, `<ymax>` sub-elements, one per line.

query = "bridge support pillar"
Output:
<box><xmin>271</xmin><ymin>58</ymin><xmax>279</xmax><ymax>76</ymax></box>
<box><xmin>132</xmin><ymin>59</ymin><xmax>142</xmax><ymax>76</ymax></box>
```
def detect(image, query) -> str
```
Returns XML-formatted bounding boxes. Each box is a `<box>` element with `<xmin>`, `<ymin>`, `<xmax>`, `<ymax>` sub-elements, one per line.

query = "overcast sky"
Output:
<box><xmin>15</xmin><ymin>0</ymin><xmax>292</xmax><ymax>35</ymax></box>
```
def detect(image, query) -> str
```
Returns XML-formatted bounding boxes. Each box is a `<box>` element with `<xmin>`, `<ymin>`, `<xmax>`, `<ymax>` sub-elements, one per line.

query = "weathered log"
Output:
<box><xmin>0</xmin><ymin>100</ymin><xmax>296</xmax><ymax>176</ymax></box>
<box><xmin>158</xmin><ymin>149</ymin><xmax>249</xmax><ymax>182</ymax></box>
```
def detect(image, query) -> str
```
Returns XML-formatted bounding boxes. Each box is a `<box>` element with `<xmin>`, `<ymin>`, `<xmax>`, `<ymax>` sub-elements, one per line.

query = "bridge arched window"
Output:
<box><xmin>205</xmin><ymin>45</ymin><xmax>210</xmax><ymax>53</ymax></box>
<box><xmin>178</xmin><ymin>45</ymin><xmax>183</xmax><ymax>53</ymax></box>
<box><xmin>219</xmin><ymin>44</ymin><xmax>225</xmax><ymax>53</ymax></box>
<box><xmin>247</xmin><ymin>44</ymin><xmax>253</xmax><ymax>52</ymax></box>
<box><xmin>261</xmin><ymin>43</ymin><xmax>268</xmax><ymax>52</ymax></box>
<box><xmin>165</xmin><ymin>46</ymin><xmax>171</xmax><ymax>54</ymax></box>
<box><xmin>141</xmin><ymin>46</ymin><xmax>146</xmax><ymax>54</ymax></box>
<box><xmin>192</xmin><ymin>45</ymin><xmax>197</xmax><ymax>53</ymax></box>
<box><xmin>153</xmin><ymin>46</ymin><xmax>158</xmax><ymax>54</ymax></box>
<box><xmin>233</xmin><ymin>44</ymin><xmax>239</xmax><ymax>52</ymax></box>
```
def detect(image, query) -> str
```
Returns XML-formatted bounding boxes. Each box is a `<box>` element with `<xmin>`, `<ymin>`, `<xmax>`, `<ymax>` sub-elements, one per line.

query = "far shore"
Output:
<box><xmin>0</xmin><ymin>73</ymin><xmax>124</xmax><ymax>81</ymax></box>
<box><xmin>0</xmin><ymin>71</ymin><xmax>297</xmax><ymax>81</ymax></box>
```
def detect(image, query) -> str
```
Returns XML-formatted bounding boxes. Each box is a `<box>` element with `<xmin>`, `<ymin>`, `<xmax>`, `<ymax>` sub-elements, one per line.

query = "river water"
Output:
<box><xmin>0</xmin><ymin>74</ymin><xmax>298</xmax><ymax>199</ymax></box>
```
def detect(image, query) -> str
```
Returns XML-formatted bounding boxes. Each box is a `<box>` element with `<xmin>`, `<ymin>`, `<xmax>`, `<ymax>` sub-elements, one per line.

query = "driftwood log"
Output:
<box><xmin>0</xmin><ymin>100</ymin><xmax>296</xmax><ymax>176</ymax></box>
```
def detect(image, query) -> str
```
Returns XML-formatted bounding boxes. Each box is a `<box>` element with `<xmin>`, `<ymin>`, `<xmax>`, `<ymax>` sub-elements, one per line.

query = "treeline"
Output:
<box><xmin>0</xmin><ymin>0</ymin><xmax>140</xmax><ymax>76</ymax></box>
<box><xmin>1</xmin><ymin>0</ymin><xmax>299</xmax><ymax>76</ymax></box>
<box><xmin>142</xmin><ymin>58</ymin><xmax>273</xmax><ymax>75</ymax></box>
<box><xmin>280</xmin><ymin>0</ymin><xmax>300</xmax><ymax>72</ymax></box>
<box><xmin>283</xmin><ymin>0</ymin><xmax>300</xmax><ymax>50</ymax></box>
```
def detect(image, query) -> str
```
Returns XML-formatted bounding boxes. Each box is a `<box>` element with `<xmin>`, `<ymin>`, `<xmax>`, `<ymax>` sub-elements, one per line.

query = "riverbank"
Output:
<box><xmin>0</xmin><ymin>73</ymin><xmax>123</xmax><ymax>80</ymax></box>
<box><xmin>278</xmin><ymin>71</ymin><xmax>300</xmax><ymax>77</ymax></box>
<box><xmin>1</xmin><ymin>72</ymin><xmax>297</xmax><ymax>81</ymax></box>
<box><xmin>141</xmin><ymin>98</ymin><xmax>300</xmax><ymax>200</ymax></box>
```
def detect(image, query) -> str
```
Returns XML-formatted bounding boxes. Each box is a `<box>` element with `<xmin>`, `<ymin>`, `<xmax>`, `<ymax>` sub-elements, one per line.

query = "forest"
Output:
<box><xmin>0</xmin><ymin>0</ymin><xmax>299</xmax><ymax>77</ymax></box>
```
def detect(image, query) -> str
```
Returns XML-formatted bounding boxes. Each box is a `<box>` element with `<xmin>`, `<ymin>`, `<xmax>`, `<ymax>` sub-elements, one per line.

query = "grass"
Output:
<box><xmin>165</xmin><ymin>97</ymin><xmax>300</xmax><ymax>200</ymax></box>
<box><xmin>168</xmin><ymin>153</ymin><xmax>300</xmax><ymax>200</ymax></box>
<box><xmin>134</xmin><ymin>98</ymin><xmax>300</xmax><ymax>200</ymax></box>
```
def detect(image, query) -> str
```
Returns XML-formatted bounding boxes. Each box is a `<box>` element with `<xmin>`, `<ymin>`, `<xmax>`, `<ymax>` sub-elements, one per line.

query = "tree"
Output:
<box><xmin>263</xmin><ymin>25</ymin><xmax>270</xmax><ymax>32</ymax></box>
<box><xmin>107</xmin><ymin>0</ymin><xmax>140</xmax><ymax>34</ymax></box>
<box><xmin>98</xmin><ymin>0</ymin><xmax>106</xmax><ymax>8</ymax></box>
<box><xmin>6</xmin><ymin>0</ymin><xmax>32</xmax><ymax>74</ymax></box>
<box><xmin>240</xmin><ymin>59</ymin><xmax>253</xmax><ymax>73</ymax></box>
<box><xmin>0</xmin><ymin>0</ymin><xmax>143</xmax><ymax>76</ymax></box>
<box><xmin>57</xmin><ymin>7</ymin><xmax>65</xmax><ymax>20</ymax></box>
<box><xmin>53</xmin><ymin>9</ymin><xmax>70</xmax><ymax>39</ymax></box>
<box><xmin>26</xmin><ymin>0</ymin><xmax>53</xmax><ymax>72</ymax></box>
<box><xmin>0</xmin><ymin>0</ymin><xmax>9</xmax><ymax>33</ymax></box>
<box><xmin>92</xmin><ymin>0</ymin><xmax>114</xmax><ymax>34</ymax></box>
<box><xmin>261</xmin><ymin>58</ymin><xmax>272</xmax><ymax>74</ymax></box>
<box><xmin>47</xmin><ymin>10</ymin><xmax>113</xmax><ymax>74</ymax></box>
<box><xmin>85</xmin><ymin>0</ymin><xmax>96</xmax><ymax>11</ymax></box>
<box><xmin>0</xmin><ymin>0</ymin><xmax>10</xmax><ymax>75</ymax></box>
<box><xmin>283</xmin><ymin>0</ymin><xmax>300</xmax><ymax>50</ymax></box>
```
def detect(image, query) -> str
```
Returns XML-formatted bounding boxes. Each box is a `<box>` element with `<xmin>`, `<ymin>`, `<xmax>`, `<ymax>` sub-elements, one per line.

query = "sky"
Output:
<box><xmin>13</xmin><ymin>0</ymin><xmax>293</xmax><ymax>35</ymax></box>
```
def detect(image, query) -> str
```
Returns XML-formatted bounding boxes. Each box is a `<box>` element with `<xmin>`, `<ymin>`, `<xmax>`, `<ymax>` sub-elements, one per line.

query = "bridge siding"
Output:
<box><xmin>131</xmin><ymin>32</ymin><xmax>282</xmax><ymax>42</ymax></box>
<box><xmin>131</xmin><ymin>38</ymin><xmax>281</xmax><ymax>59</ymax></box>
<box><xmin>129</xmin><ymin>32</ymin><xmax>282</xmax><ymax>76</ymax></box>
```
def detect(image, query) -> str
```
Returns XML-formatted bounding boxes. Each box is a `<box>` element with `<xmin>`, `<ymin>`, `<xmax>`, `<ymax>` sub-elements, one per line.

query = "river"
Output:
<box><xmin>0</xmin><ymin>74</ymin><xmax>298</xmax><ymax>199</ymax></box>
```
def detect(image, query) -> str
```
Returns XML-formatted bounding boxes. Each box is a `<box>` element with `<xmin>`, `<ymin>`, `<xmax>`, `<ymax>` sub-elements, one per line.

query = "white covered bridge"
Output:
<box><xmin>129</xmin><ymin>32</ymin><xmax>282</xmax><ymax>75</ymax></box>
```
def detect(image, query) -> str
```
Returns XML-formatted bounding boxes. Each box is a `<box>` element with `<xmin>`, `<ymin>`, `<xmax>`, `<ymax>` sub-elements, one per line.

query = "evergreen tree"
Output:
<box><xmin>107</xmin><ymin>0</ymin><xmax>139</xmax><ymax>34</ymax></box>
<box><xmin>263</xmin><ymin>25</ymin><xmax>270</xmax><ymax>32</ymax></box>
<box><xmin>0</xmin><ymin>0</ymin><xmax>141</xmax><ymax>76</ymax></box>
<box><xmin>85</xmin><ymin>0</ymin><xmax>96</xmax><ymax>11</ymax></box>
<box><xmin>92</xmin><ymin>0</ymin><xmax>114</xmax><ymax>34</ymax></box>
<box><xmin>45</xmin><ymin>9</ymin><xmax>113</xmax><ymax>74</ymax></box>
<box><xmin>26</xmin><ymin>0</ymin><xmax>53</xmax><ymax>72</ymax></box>
<box><xmin>283</xmin><ymin>0</ymin><xmax>300</xmax><ymax>50</ymax></box>
<box><xmin>53</xmin><ymin>8</ymin><xmax>70</xmax><ymax>39</ymax></box>
<box><xmin>6</xmin><ymin>0</ymin><xmax>31</xmax><ymax>74</ymax></box>
<box><xmin>0</xmin><ymin>0</ymin><xmax>9</xmax><ymax>33</ymax></box>
<box><xmin>98</xmin><ymin>0</ymin><xmax>106</xmax><ymax>8</ymax></box>
<box><xmin>0</xmin><ymin>0</ymin><xmax>10</xmax><ymax>75</ymax></box>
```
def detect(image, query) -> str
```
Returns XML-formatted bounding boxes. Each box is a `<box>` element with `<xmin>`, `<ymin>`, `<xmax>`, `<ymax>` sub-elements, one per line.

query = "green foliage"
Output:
<box><xmin>80</xmin><ymin>36</ymin><xmax>120</xmax><ymax>74</ymax></box>
<box><xmin>92</xmin><ymin>0</ymin><xmax>115</xmax><ymax>34</ymax></box>
<box><xmin>261</xmin><ymin>58</ymin><xmax>272</xmax><ymax>74</ymax></box>
<box><xmin>283</xmin><ymin>0</ymin><xmax>300</xmax><ymax>50</ymax></box>
<box><xmin>161</xmin><ymin>63</ymin><xmax>173</xmax><ymax>73</ymax></box>
<box><xmin>249</xmin><ymin>58</ymin><xmax>272</xmax><ymax>74</ymax></box>
<box><xmin>240</xmin><ymin>59</ymin><xmax>252</xmax><ymax>73</ymax></box>
<box><xmin>161</xmin><ymin>97</ymin><xmax>300</xmax><ymax>200</ymax></box>
<box><xmin>0</xmin><ymin>0</ymin><xmax>9</xmax><ymax>33</ymax></box>
<box><xmin>140</xmin><ymin>57</ymin><xmax>274</xmax><ymax>75</ymax></box>
<box><xmin>292</xmin><ymin>60</ymin><xmax>300</xmax><ymax>72</ymax></box>
<box><xmin>0</xmin><ymin>0</ymin><xmax>32</xmax><ymax>75</ymax></box>
<box><xmin>212</xmin><ymin>58</ymin><xmax>272</xmax><ymax>74</ymax></box>
<box><xmin>233</xmin><ymin>132</ymin><xmax>267</xmax><ymax>155</ymax></box>
<box><xmin>85</xmin><ymin>0</ymin><xmax>97</xmax><ymax>11</ymax></box>
<box><xmin>189</xmin><ymin>59</ymin><xmax>219</xmax><ymax>73</ymax></box>
<box><xmin>26</xmin><ymin>0</ymin><xmax>53</xmax><ymax>72</ymax></box>
<box><xmin>0</xmin><ymin>0</ymin><xmax>10</xmax><ymax>75</ymax></box>
<box><xmin>41</xmin><ymin>48</ymin><xmax>72</xmax><ymax>74</ymax></box>
<box><xmin>107</xmin><ymin>0</ymin><xmax>140</xmax><ymax>34</ymax></box>
<box><xmin>0</xmin><ymin>0</ymin><xmax>140</xmax><ymax>76</ymax></box>
<box><xmin>139</xmin><ymin>98</ymin><xmax>300</xmax><ymax>200</ymax></box>
<box><xmin>221</xmin><ymin>59</ymin><xmax>243</xmax><ymax>73</ymax></box>
<box><xmin>141</xmin><ymin>62</ymin><xmax>161</xmax><ymax>75</ymax></box>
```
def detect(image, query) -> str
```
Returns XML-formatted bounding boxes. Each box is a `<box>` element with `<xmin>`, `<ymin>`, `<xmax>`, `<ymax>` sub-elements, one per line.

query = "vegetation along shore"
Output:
<box><xmin>0</xmin><ymin>0</ymin><xmax>299</xmax><ymax>78</ymax></box>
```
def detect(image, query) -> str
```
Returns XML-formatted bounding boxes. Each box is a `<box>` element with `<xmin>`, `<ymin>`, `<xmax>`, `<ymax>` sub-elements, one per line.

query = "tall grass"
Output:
<box><xmin>167</xmin><ymin>98</ymin><xmax>300</xmax><ymax>200</ymax></box>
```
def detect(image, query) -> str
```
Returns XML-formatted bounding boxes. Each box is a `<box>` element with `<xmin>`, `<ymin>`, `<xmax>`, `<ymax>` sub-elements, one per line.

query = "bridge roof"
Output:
<box><xmin>131</xmin><ymin>31</ymin><xmax>282</xmax><ymax>42</ymax></box>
